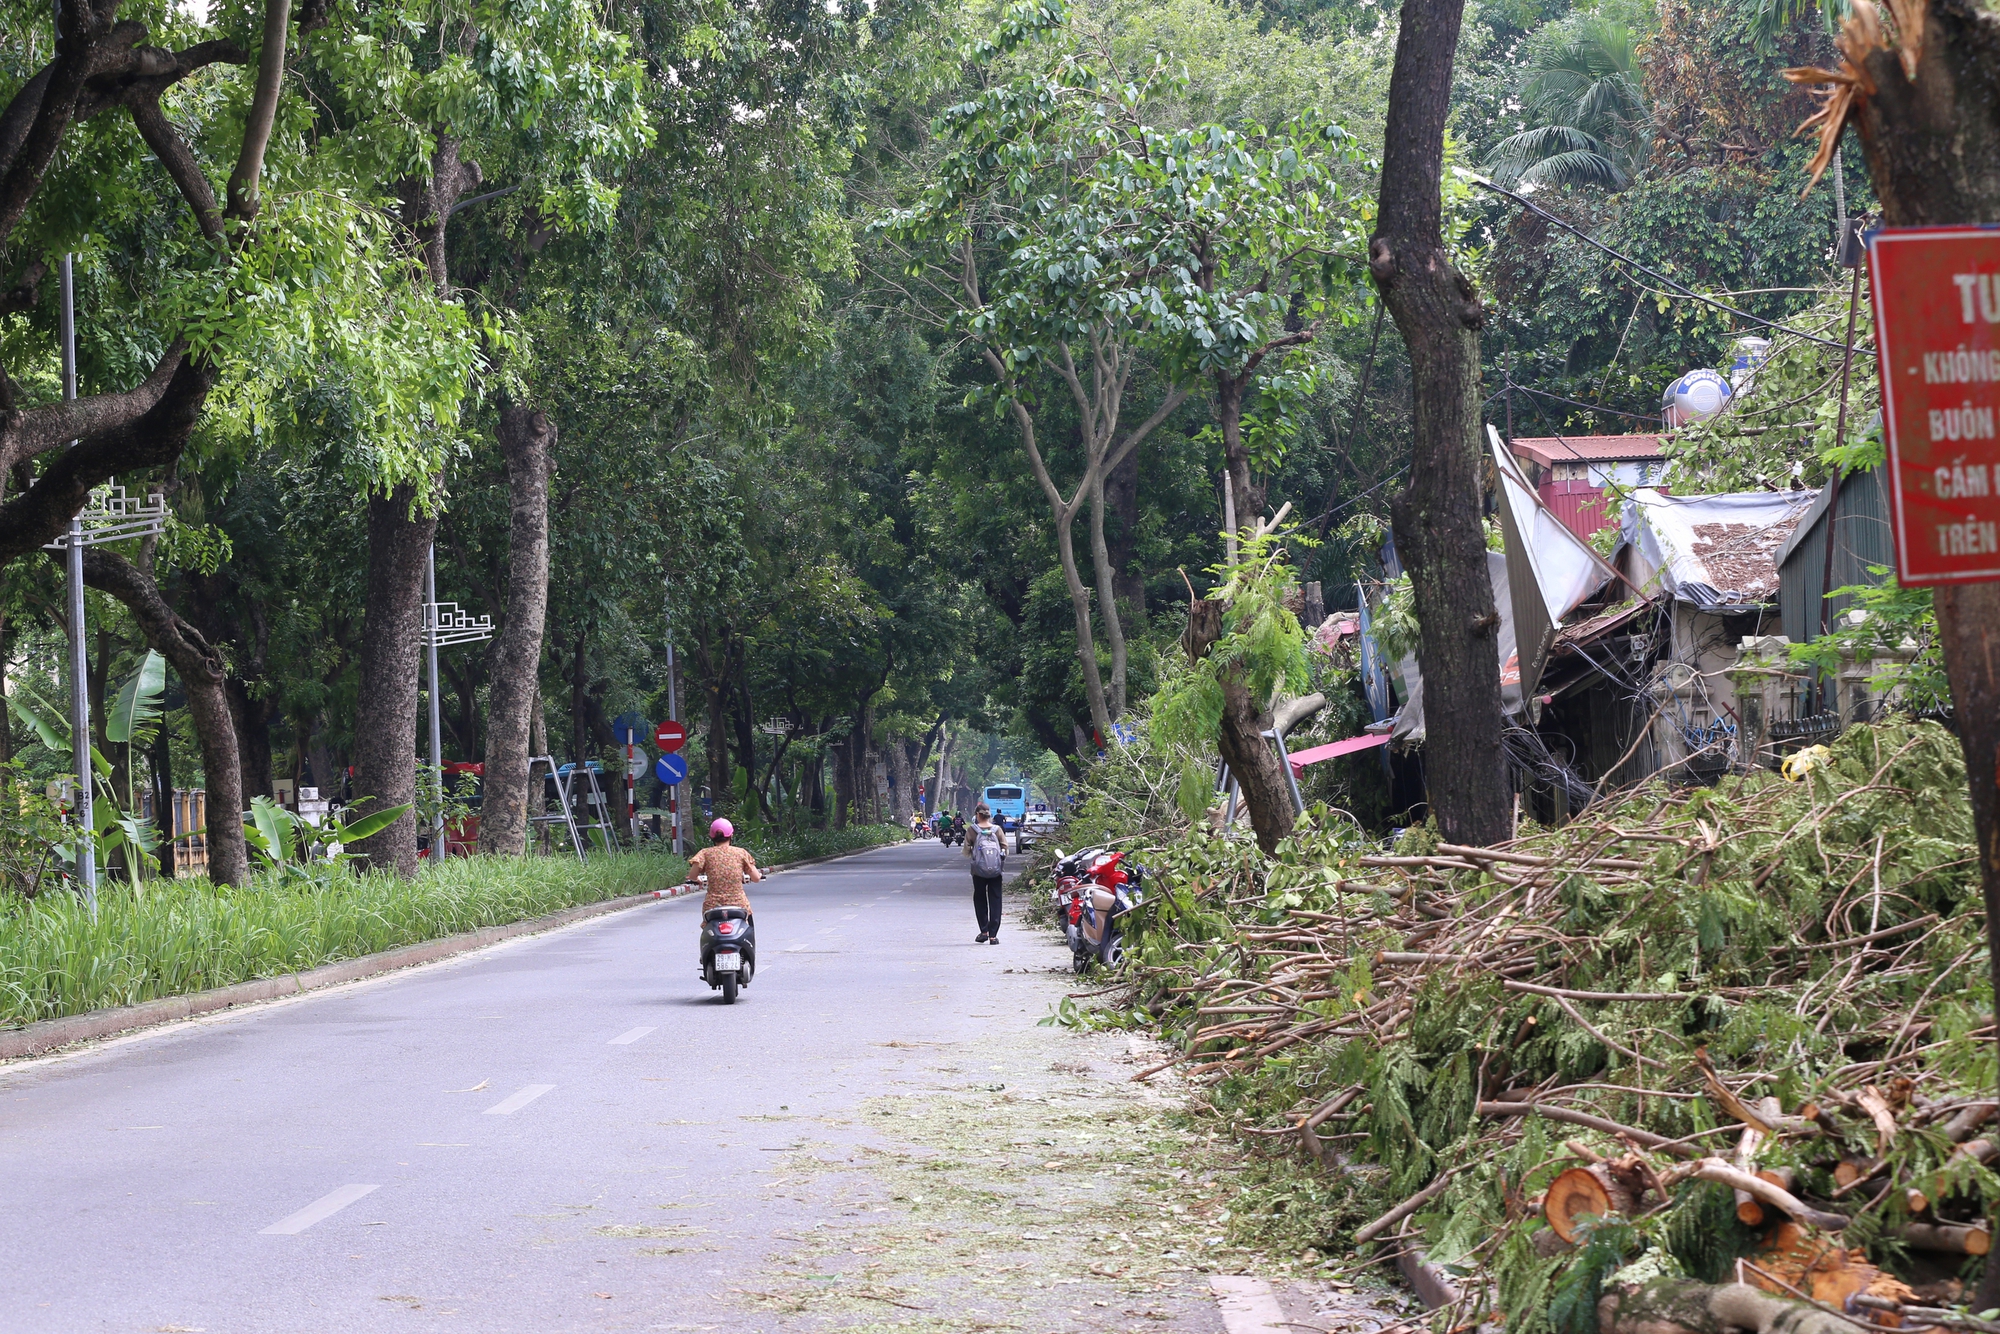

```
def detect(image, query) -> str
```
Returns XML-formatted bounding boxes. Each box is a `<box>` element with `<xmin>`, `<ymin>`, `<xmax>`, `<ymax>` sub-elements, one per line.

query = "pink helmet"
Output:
<box><xmin>709</xmin><ymin>818</ymin><xmax>734</xmax><ymax>840</ymax></box>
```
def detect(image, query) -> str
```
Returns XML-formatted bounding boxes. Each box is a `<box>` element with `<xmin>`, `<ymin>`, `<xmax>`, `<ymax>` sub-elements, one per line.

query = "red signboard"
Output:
<box><xmin>1870</xmin><ymin>226</ymin><xmax>2000</xmax><ymax>585</ymax></box>
<box><xmin>654</xmin><ymin>719</ymin><xmax>687</xmax><ymax>753</ymax></box>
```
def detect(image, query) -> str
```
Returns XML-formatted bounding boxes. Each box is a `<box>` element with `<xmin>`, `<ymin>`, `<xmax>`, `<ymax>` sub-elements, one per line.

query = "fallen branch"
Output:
<box><xmin>1355</xmin><ymin>1168</ymin><xmax>1461</xmax><ymax>1244</ymax></box>
<box><xmin>1475</xmin><ymin>1100</ymin><xmax>1699</xmax><ymax>1158</ymax></box>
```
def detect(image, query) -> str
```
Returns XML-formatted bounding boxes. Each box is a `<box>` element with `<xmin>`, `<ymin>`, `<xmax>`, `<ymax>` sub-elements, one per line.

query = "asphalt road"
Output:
<box><xmin>0</xmin><ymin>837</ymin><xmax>1144</xmax><ymax>1334</ymax></box>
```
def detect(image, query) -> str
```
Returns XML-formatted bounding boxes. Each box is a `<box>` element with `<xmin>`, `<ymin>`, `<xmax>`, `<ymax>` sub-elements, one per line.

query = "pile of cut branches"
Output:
<box><xmin>1093</xmin><ymin>721</ymin><xmax>1995</xmax><ymax>1334</ymax></box>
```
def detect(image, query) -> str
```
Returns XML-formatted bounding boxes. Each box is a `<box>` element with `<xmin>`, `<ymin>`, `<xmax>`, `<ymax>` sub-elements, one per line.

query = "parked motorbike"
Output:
<box><xmin>1050</xmin><ymin>847</ymin><xmax>1145</xmax><ymax>973</ymax></box>
<box><xmin>691</xmin><ymin>876</ymin><xmax>755</xmax><ymax>1003</ymax></box>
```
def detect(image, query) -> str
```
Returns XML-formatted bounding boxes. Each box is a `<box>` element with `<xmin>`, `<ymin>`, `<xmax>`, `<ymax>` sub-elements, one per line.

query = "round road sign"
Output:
<box><xmin>654</xmin><ymin>719</ymin><xmax>687</xmax><ymax>753</ymax></box>
<box><xmin>655</xmin><ymin>752</ymin><xmax>689</xmax><ymax>785</ymax></box>
<box><xmin>627</xmin><ymin>753</ymin><xmax>648</xmax><ymax>779</ymax></box>
<box><xmin>612</xmin><ymin>712</ymin><xmax>652</xmax><ymax>746</ymax></box>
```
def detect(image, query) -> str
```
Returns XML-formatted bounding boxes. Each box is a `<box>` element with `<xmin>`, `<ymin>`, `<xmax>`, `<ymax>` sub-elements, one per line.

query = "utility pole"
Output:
<box><xmin>60</xmin><ymin>253</ymin><xmax>95</xmax><ymax>909</ymax></box>
<box><xmin>424</xmin><ymin>545</ymin><xmax>445</xmax><ymax>848</ymax></box>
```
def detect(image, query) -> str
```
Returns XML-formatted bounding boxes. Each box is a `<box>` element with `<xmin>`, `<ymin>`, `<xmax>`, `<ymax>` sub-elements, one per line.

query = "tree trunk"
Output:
<box><xmin>479</xmin><ymin>402</ymin><xmax>554</xmax><ymax>854</ymax></box>
<box><xmin>1839</xmin><ymin>0</ymin><xmax>2000</xmax><ymax>1305</ymax></box>
<box><xmin>1087</xmin><ymin>473</ymin><xmax>1132</xmax><ymax>720</ymax></box>
<box><xmin>229</xmin><ymin>681</ymin><xmax>275</xmax><ymax>801</ymax></box>
<box><xmin>1053</xmin><ymin>515</ymin><xmax>1113</xmax><ymax>745</ymax></box>
<box><xmin>350</xmin><ymin>484</ymin><xmax>434</xmax><ymax>877</ymax></box>
<box><xmin>1186</xmin><ymin>597</ymin><xmax>1295</xmax><ymax>853</ymax></box>
<box><xmin>1104</xmin><ymin>444</ymin><xmax>1146</xmax><ymax>633</ymax></box>
<box><xmin>1368</xmin><ymin>0</ymin><xmax>1511</xmax><ymax>847</ymax></box>
<box><xmin>695</xmin><ymin>623</ymin><xmax>731</xmax><ymax>815</ymax></box>
<box><xmin>1216</xmin><ymin>372</ymin><xmax>1266</xmax><ymax>530</ymax></box>
<box><xmin>732</xmin><ymin>674</ymin><xmax>760</xmax><ymax>814</ymax></box>
<box><xmin>1599</xmin><ymin>1280</ymin><xmax>1856</xmax><ymax>1334</ymax></box>
<box><xmin>78</xmin><ymin>549</ymin><xmax>248</xmax><ymax>886</ymax></box>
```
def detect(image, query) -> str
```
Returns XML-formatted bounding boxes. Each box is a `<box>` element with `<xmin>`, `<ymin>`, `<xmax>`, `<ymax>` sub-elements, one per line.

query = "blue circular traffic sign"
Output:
<box><xmin>655</xmin><ymin>752</ymin><xmax>688</xmax><ymax>784</ymax></box>
<box><xmin>612</xmin><ymin>712</ymin><xmax>652</xmax><ymax>746</ymax></box>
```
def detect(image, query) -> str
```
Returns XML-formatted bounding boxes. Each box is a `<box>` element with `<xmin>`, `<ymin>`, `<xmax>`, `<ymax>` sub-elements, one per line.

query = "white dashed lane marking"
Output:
<box><xmin>259</xmin><ymin>1184</ymin><xmax>379</xmax><ymax>1236</ymax></box>
<box><xmin>607</xmin><ymin>1027</ymin><xmax>654</xmax><ymax>1045</ymax></box>
<box><xmin>483</xmin><ymin>1084</ymin><xmax>556</xmax><ymax>1116</ymax></box>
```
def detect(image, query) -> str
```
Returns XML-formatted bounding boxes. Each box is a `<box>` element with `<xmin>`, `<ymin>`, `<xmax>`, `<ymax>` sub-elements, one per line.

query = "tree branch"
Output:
<box><xmin>0</xmin><ymin>344</ymin><xmax>186</xmax><ymax>475</ymax></box>
<box><xmin>0</xmin><ymin>353</ymin><xmax>214</xmax><ymax>565</ymax></box>
<box><xmin>225</xmin><ymin>0</ymin><xmax>292</xmax><ymax>223</ymax></box>
<box><xmin>129</xmin><ymin>101</ymin><xmax>222</xmax><ymax>240</ymax></box>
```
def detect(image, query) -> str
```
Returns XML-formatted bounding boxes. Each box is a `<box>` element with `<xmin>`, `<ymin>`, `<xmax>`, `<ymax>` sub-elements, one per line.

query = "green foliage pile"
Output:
<box><xmin>1072</xmin><ymin>722</ymin><xmax>1990</xmax><ymax>1326</ymax></box>
<box><xmin>0</xmin><ymin>851</ymin><xmax>687</xmax><ymax>1027</ymax></box>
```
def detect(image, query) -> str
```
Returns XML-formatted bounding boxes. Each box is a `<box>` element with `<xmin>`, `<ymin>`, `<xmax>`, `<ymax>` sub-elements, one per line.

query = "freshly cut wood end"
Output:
<box><xmin>1546</xmin><ymin>1165</ymin><xmax>1612</xmax><ymax>1243</ymax></box>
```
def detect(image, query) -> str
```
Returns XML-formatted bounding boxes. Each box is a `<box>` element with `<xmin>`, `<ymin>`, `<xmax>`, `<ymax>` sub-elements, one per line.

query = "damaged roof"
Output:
<box><xmin>1509</xmin><ymin>434</ymin><xmax>1666</xmax><ymax>470</ymax></box>
<box><xmin>1620</xmin><ymin>488</ymin><xmax>1818</xmax><ymax>609</ymax></box>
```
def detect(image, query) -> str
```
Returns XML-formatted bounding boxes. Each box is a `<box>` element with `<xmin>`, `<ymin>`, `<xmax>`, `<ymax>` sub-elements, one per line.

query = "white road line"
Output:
<box><xmin>483</xmin><ymin>1083</ymin><xmax>556</xmax><ymax>1115</ymax></box>
<box><xmin>1210</xmin><ymin>1276</ymin><xmax>1291</xmax><ymax>1334</ymax></box>
<box><xmin>607</xmin><ymin>1027</ymin><xmax>654</xmax><ymax>1045</ymax></box>
<box><xmin>841</xmin><ymin>914</ymin><xmax>857</xmax><ymax>920</ymax></box>
<box><xmin>259</xmin><ymin>1183</ymin><xmax>379</xmax><ymax>1235</ymax></box>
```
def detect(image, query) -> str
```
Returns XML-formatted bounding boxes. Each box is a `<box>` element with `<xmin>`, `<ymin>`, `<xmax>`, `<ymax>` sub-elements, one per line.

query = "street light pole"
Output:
<box><xmin>60</xmin><ymin>253</ymin><xmax>95</xmax><ymax>908</ymax></box>
<box><xmin>424</xmin><ymin>544</ymin><xmax>444</xmax><ymax>848</ymax></box>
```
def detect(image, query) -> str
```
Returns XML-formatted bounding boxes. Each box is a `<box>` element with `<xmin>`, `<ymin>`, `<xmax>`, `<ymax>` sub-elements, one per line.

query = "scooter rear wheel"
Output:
<box><xmin>721</xmin><ymin>974</ymin><xmax>739</xmax><ymax>1004</ymax></box>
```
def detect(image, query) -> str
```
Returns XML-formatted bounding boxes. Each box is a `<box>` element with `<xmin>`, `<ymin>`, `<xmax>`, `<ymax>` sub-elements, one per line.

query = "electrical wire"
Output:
<box><xmin>1473</xmin><ymin>177</ymin><xmax>1874</xmax><ymax>358</ymax></box>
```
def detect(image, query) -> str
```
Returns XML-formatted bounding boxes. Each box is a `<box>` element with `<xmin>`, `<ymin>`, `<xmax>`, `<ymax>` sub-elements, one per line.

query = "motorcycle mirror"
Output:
<box><xmin>1054</xmin><ymin>848</ymin><xmax>1065</xmax><ymax>859</ymax></box>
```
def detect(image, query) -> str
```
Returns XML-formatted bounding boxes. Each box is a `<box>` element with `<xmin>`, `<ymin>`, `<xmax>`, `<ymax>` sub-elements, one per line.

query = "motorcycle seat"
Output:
<box><xmin>703</xmin><ymin>906</ymin><xmax>750</xmax><ymax>923</ymax></box>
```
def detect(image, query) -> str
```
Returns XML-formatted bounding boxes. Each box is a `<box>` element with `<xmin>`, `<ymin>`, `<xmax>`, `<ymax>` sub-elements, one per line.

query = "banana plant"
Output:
<box><xmin>241</xmin><ymin>796</ymin><xmax>414</xmax><ymax>884</ymax></box>
<box><xmin>106</xmin><ymin>650</ymin><xmax>166</xmax><ymax>797</ymax></box>
<box><xmin>5</xmin><ymin>681</ymin><xmax>162</xmax><ymax>888</ymax></box>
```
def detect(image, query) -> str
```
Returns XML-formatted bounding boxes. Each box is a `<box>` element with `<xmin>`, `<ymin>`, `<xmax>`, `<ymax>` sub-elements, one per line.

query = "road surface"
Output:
<box><xmin>0</xmin><ymin>838</ymin><xmax>1329</xmax><ymax>1333</ymax></box>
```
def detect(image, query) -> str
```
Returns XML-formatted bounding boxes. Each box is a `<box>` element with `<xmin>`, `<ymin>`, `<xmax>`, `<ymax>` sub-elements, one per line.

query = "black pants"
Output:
<box><xmin>971</xmin><ymin>875</ymin><xmax>1003</xmax><ymax>936</ymax></box>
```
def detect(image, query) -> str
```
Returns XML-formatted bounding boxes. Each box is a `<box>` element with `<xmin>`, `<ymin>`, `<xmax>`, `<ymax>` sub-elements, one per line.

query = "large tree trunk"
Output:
<box><xmin>1368</xmin><ymin>0</ymin><xmax>1511</xmax><ymax>847</ymax></box>
<box><xmin>1104</xmin><ymin>444</ymin><xmax>1146</xmax><ymax>632</ymax></box>
<box><xmin>1088</xmin><ymin>474</ymin><xmax>1131</xmax><ymax>720</ymax></box>
<box><xmin>350</xmin><ymin>484</ymin><xmax>434</xmax><ymax>877</ymax></box>
<box><xmin>1186</xmin><ymin>597</ymin><xmax>1295</xmax><ymax>853</ymax></box>
<box><xmin>78</xmin><ymin>549</ymin><xmax>248</xmax><ymax>886</ymax></box>
<box><xmin>1839</xmin><ymin>0</ymin><xmax>2000</xmax><ymax>1305</ymax></box>
<box><xmin>695</xmin><ymin>623</ymin><xmax>731</xmax><ymax>815</ymax></box>
<box><xmin>479</xmin><ymin>402</ymin><xmax>554</xmax><ymax>854</ymax></box>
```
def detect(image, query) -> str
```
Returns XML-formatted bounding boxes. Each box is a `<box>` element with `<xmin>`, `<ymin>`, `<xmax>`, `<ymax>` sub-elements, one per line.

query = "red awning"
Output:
<box><xmin>1286</xmin><ymin>732</ymin><xmax>1392</xmax><ymax>773</ymax></box>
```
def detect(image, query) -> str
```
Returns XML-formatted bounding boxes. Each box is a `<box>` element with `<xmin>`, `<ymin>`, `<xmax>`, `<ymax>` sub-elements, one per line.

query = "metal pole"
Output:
<box><xmin>1269</xmin><ymin>727</ymin><xmax>1307</xmax><ymax>817</ymax></box>
<box><xmin>664</xmin><ymin>578</ymin><xmax>681</xmax><ymax>856</ymax></box>
<box><xmin>60</xmin><ymin>254</ymin><xmax>95</xmax><ymax>908</ymax></box>
<box><xmin>424</xmin><ymin>545</ymin><xmax>444</xmax><ymax>847</ymax></box>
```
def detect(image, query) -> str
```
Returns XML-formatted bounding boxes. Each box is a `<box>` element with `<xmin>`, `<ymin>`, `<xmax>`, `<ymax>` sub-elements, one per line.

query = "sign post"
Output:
<box><xmin>1868</xmin><ymin>227</ymin><xmax>2000</xmax><ymax>585</ymax></box>
<box><xmin>663</xmin><ymin>578</ymin><xmax>684</xmax><ymax>856</ymax></box>
<box><xmin>611</xmin><ymin>713</ymin><xmax>652</xmax><ymax>845</ymax></box>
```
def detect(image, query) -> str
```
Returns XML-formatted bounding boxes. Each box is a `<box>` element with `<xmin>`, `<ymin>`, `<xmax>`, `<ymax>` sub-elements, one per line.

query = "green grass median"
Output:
<box><xmin>0</xmin><ymin>822</ymin><xmax>905</xmax><ymax>1029</ymax></box>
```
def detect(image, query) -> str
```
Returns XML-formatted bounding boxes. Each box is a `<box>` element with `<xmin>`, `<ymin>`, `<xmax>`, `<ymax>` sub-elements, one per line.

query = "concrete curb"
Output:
<box><xmin>0</xmin><ymin>836</ymin><xmax>911</xmax><ymax>1063</ymax></box>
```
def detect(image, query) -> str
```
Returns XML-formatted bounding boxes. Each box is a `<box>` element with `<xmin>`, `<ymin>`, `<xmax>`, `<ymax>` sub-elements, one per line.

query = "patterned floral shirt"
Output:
<box><xmin>689</xmin><ymin>844</ymin><xmax>760</xmax><ymax>912</ymax></box>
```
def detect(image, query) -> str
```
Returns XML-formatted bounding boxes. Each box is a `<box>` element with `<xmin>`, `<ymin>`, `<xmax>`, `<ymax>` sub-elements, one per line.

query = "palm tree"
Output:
<box><xmin>1485</xmin><ymin>17</ymin><xmax>1650</xmax><ymax>191</ymax></box>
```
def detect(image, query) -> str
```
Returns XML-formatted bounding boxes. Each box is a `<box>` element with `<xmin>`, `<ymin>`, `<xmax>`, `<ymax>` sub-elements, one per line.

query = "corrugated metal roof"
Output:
<box><xmin>1510</xmin><ymin>434</ymin><xmax>1667</xmax><ymax>468</ymax></box>
<box><xmin>1777</xmin><ymin>466</ymin><xmax>1893</xmax><ymax>643</ymax></box>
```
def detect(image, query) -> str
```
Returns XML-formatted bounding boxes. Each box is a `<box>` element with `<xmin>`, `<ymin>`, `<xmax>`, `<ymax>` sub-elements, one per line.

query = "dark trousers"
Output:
<box><xmin>971</xmin><ymin>875</ymin><xmax>1003</xmax><ymax>935</ymax></box>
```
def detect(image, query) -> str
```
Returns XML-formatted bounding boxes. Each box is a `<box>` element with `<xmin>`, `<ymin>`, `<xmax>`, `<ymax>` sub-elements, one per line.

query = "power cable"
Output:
<box><xmin>1472</xmin><ymin>177</ymin><xmax>1873</xmax><ymax>358</ymax></box>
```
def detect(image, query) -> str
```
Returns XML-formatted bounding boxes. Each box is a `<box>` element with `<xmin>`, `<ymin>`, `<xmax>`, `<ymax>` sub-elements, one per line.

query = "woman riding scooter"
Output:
<box><xmin>689</xmin><ymin>818</ymin><xmax>762</xmax><ymax>913</ymax></box>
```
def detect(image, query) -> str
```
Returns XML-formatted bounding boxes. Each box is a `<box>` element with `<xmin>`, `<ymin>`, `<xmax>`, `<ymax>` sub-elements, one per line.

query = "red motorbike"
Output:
<box><xmin>1050</xmin><ymin>847</ymin><xmax>1145</xmax><ymax>973</ymax></box>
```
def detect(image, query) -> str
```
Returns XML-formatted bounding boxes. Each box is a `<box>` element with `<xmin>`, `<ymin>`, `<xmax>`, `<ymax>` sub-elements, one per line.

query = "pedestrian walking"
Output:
<box><xmin>965</xmin><ymin>803</ymin><xmax>1006</xmax><ymax>944</ymax></box>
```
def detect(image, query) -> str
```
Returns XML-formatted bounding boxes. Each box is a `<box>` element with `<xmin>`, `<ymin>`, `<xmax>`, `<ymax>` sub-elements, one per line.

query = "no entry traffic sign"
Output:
<box><xmin>654</xmin><ymin>719</ymin><xmax>687</xmax><ymax>753</ymax></box>
<box><xmin>655</xmin><ymin>752</ymin><xmax>689</xmax><ymax>785</ymax></box>
<box><xmin>1869</xmin><ymin>226</ymin><xmax>2000</xmax><ymax>585</ymax></box>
